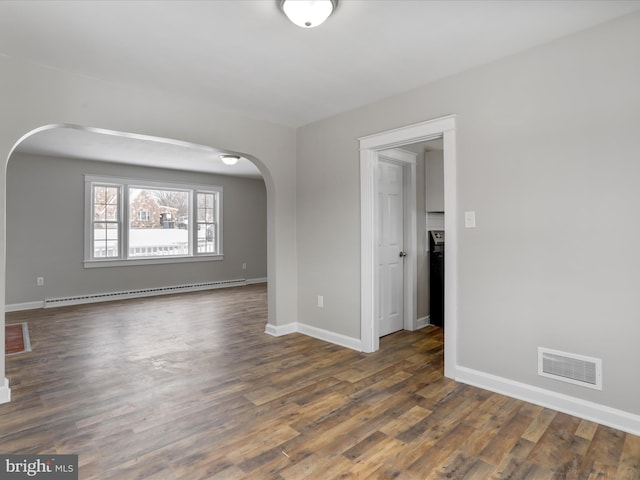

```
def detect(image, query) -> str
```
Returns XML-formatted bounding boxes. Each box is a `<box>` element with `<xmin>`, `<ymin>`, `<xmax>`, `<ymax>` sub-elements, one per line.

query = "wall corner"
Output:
<box><xmin>0</xmin><ymin>378</ymin><xmax>11</xmax><ymax>404</ymax></box>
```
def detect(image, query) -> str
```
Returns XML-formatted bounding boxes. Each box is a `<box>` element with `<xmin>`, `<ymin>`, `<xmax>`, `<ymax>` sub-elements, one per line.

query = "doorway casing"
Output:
<box><xmin>359</xmin><ymin>114</ymin><xmax>457</xmax><ymax>379</ymax></box>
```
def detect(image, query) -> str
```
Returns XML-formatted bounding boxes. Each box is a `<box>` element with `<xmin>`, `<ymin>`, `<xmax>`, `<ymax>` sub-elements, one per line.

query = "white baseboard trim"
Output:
<box><xmin>247</xmin><ymin>277</ymin><xmax>268</xmax><ymax>285</ymax></box>
<box><xmin>297</xmin><ymin>323</ymin><xmax>362</xmax><ymax>351</ymax></box>
<box><xmin>0</xmin><ymin>378</ymin><xmax>10</xmax><ymax>404</ymax></box>
<box><xmin>264</xmin><ymin>322</ymin><xmax>362</xmax><ymax>352</ymax></box>
<box><xmin>264</xmin><ymin>322</ymin><xmax>297</xmax><ymax>336</ymax></box>
<box><xmin>415</xmin><ymin>315</ymin><xmax>430</xmax><ymax>330</ymax></box>
<box><xmin>456</xmin><ymin>366</ymin><xmax>640</xmax><ymax>436</ymax></box>
<box><xmin>5</xmin><ymin>301</ymin><xmax>45</xmax><ymax>312</ymax></box>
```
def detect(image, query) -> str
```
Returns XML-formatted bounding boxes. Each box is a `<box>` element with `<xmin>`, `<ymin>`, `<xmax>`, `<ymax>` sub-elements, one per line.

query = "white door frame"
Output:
<box><xmin>377</xmin><ymin>149</ymin><xmax>417</xmax><ymax>336</ymax></box>
<box><xmin>359</xmin><ymin>115</ymin><xmax>457</xmax><ymax>379</ymax></box>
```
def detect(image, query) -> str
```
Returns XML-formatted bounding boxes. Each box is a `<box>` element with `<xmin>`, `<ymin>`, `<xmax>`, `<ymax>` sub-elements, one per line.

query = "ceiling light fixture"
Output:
<box><xmin>220</xmin><ymin>155</ymin><xmax>240</xmax><ymax>166</ymax></box>
<box><xmin>280</xmin><ymin>0</ymin><xmax>337</xmax><ymax>28</ymax></box>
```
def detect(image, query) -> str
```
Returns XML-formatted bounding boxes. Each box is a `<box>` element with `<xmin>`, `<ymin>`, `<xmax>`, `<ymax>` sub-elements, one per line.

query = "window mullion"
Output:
<box><xmin>189</xmin><ymin>190</ymin><xmax>194</xmax><ymax>256</ymax></box>
<box><xmin>121</xmin><ymin>185</ymin><xmax>128</xmax><ymax>260</ymax></box>
<box><xmin>217</xmin><ymin>190</ymin><xmax>222</xmax><ymax>256</ymax></box>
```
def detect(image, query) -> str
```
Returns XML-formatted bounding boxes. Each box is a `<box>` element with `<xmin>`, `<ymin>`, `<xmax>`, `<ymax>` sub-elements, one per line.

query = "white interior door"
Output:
<box><xmin>377</xmin><ymin>159</ymin><xmax>405</xmax><ymax>337</ymax></box>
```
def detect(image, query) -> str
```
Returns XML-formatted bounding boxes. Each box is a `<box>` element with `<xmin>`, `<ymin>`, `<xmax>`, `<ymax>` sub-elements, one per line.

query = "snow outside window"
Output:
<box><xmin>85</xmin><ymin>176</ymin><xmax>222</xmax><ymax>267</ymax></box>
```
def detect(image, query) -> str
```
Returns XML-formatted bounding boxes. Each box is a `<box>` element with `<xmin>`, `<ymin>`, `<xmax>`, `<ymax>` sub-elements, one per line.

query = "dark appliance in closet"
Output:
<box><xmin>429</xmin><ymin>230</ymin><xmax>445</xmax><ymax>327</ymax></box>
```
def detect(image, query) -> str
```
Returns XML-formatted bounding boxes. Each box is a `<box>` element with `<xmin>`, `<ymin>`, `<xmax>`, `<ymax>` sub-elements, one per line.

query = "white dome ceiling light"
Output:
<box><xmin>220</xmin><ymin>155</ymin><xmax>240</xmax><ymax>166</ymax></box>
<box><xmin>280</xmin><ymin>0</ymin><xmax>337</xmax><ymax>29</ymax></box>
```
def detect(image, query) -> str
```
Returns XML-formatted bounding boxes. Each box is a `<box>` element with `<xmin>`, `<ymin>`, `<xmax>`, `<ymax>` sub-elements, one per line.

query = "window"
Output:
<box><xmin>85</xmin><ymin>176</ymin><xmax>223</xmax><ymax>267</ymax></box>
<box><xmin>92</xmin><ymin>184</ymin><xmax>120</xmax><ymax>258</ymax></box>
<box><xmin>197</xmin><ymin>192</ymin><xmax>217</xmax><ymax>254</ymax></box>
<box><xmin>128</xmin><ymin>187</ymin><xmax>189</xmax><ymax>258</ymax></box>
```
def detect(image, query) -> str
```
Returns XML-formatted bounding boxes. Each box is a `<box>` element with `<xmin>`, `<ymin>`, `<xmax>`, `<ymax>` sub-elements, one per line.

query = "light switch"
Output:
<box><xmin>464</xmin><ymin>211</ymin><xmax>476</xmax><ymax>228</ymax></box>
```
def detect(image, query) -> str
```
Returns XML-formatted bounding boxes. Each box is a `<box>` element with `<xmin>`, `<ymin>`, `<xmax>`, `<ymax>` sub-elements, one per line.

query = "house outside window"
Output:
<box><xmin>85</xmin><ymin>175</ymin><xmax>222</xmax><ymax>267</ymax></box>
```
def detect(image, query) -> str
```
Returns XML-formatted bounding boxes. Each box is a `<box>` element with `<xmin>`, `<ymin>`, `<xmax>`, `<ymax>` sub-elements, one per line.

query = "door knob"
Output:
<box><xmin>399</xmin><ymin>251</ymin><xmax>407</xmax><ymax>257</ymax></box>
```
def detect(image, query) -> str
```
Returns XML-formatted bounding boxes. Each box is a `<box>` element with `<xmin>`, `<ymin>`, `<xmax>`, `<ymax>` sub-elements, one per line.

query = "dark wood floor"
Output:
<box><xmin>2</xmin><ymin>284</ymin><xmax>639</xmax><ymax>479</ymax></box>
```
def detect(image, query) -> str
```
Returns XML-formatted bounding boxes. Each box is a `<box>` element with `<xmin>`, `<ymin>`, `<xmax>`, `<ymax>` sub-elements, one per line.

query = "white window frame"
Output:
<box><xmin>84</xmin><ymin>175</ymin><xmax>223</xmax><ymax>268</ymax></box>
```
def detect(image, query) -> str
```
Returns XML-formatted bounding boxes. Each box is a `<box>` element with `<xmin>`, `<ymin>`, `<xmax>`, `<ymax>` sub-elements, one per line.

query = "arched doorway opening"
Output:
<box><xmin>2</xmin><ymin>124</ymin><xmax>277</xmax><ymax>402</ymax></box>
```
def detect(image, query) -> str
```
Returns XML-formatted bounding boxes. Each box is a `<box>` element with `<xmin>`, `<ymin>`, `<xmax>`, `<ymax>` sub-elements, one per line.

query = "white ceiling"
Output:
<box><xmin>2</xmin><ymin>0</ymin><xmax>639</xmax><ymax>175</ymax></box>
<box><xmin>2</xmin><ymin>0</ymin><xmax>639</xmax><ymax>128</ymax></box>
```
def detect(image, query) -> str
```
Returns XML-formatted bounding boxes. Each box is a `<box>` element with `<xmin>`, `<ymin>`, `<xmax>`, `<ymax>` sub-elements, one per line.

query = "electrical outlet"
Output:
<box><xmin>36</xmin><ymin>276</ymin><xmax>44</xmax><ymax>286</ymax></box>
<box><xmin>242</xmin><ymin>263</ymin><xmax>247</xmax><ymax>270</ymax></box>
<box><xmin>317</xmin><ymin>295</ymin><xmax>324</xmax><ymax>308</ymax></box>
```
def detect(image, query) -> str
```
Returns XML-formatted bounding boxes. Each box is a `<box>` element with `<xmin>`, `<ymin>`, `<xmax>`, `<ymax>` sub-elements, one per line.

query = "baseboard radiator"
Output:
<box><xmin>44</xmin><ymin>279</ymin><xmax>247</xmax><ymax>308</ymax></box>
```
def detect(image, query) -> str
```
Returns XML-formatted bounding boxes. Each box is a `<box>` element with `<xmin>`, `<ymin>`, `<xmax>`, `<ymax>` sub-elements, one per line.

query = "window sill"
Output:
<box><xmin>84</xmin><ymin>254</ymin><xmax>224</xmax><ymax>268</ymax></box>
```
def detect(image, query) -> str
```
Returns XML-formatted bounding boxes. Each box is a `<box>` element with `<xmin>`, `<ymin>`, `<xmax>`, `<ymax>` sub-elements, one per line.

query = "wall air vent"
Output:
<box><xmin>538</xmin><ymin>347</ymin><xmax>602</xmax><ymax>390</ymax></box>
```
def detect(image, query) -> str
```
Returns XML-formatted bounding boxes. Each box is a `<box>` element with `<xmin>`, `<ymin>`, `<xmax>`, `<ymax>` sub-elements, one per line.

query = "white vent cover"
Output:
<box><xmin>538</xmin><ymin>347</ymin><xmax>602</xmax><ymax>390</ymax></box>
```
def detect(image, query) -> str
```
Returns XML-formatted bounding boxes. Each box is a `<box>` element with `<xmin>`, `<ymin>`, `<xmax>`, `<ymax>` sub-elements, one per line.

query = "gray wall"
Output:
<box><xmin>6</xmin><ymin>153</ymin><xmax>267</xmax><ymax>305</ymax></box>
<box><xmin>296</xmin><ymin>12</ymin><xmax>640</xmax><ymax>416</ymax></box>
<box><xmin>425</xmin><ymin>150</ymin><xmax>444</xmax><ymax>213</ymax></box>
<box><xmin>416</xmin><ymin>155</ymin><xmax>428</xmax><ymax>321</ymax></box>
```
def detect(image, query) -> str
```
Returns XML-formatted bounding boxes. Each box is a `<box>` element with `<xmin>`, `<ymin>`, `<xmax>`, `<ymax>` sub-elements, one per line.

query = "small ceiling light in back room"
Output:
<box><xmin>280</xmin><ymin>0</ymin><xmax>337</xmax><ymax>28</ymax></box>
<box><xmin>220</xmin><ymin>155</ymin><xmax>240</xmax><ymax>166</ymax></box>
